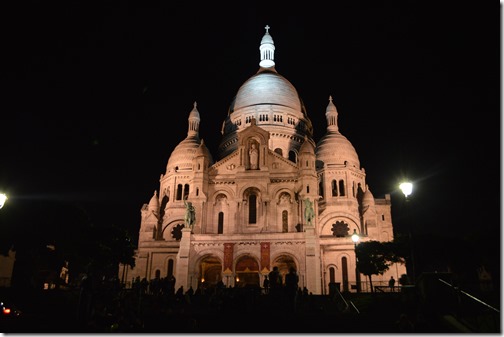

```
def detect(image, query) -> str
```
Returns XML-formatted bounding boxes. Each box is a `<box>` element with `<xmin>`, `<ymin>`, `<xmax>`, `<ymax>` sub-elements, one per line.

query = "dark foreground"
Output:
<box><xmin>2</xmin><ymin>282</ymin><xmax>498</xmax><ymax>334</ymax></box>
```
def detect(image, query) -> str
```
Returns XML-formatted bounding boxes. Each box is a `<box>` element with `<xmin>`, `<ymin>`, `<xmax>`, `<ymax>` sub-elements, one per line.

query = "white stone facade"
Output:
<box><xmin>120</xmin><ymin>26</ymin><xmax>406</xmax><ymax>294</ymax></box>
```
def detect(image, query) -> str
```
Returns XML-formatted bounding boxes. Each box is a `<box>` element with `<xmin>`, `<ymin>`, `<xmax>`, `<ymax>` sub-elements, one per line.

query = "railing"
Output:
<box><xmin>437</xmin><ymin>278</ymin><xmax>500</xmax><ymax>333</ymax></box>
<box><xmin>352</xmin><ymin>280</ymin><xmax>402</xmax><ymax>293</ymax></box>
<box><xmin>374</xmin><ymin>285</ymin><xmax>402</xmax><ymax>293</ymax></box>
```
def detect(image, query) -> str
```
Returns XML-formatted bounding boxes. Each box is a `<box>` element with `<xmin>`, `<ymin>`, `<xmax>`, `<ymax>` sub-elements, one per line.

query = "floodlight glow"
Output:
<box><xmin>399</xmin><ymin>182</ymin><xmax>413</xmax><ymax>198</ymax></box>
<box><xmin>351</xmin><ymin>229</ymin><xmax>360</xmax><ymax>243</ymax></box>
<box><xmin>0</xmin><ymin>193</ymin><xmax>7</xmax><ymax>209</ymax></box>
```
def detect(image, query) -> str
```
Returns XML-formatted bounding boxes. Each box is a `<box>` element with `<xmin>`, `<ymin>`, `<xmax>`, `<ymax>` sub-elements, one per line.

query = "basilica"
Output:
<box><xmin>120</xmin><ymin>26</ymin><xmax>406</xmax><ymax>294</ymax></box>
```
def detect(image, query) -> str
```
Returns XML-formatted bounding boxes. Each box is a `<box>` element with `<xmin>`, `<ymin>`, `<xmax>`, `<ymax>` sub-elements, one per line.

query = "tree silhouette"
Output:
<box><xmin>355</xmin><ymin>240</ymin><xmax>405</xmax><ymax>292</ymax></box>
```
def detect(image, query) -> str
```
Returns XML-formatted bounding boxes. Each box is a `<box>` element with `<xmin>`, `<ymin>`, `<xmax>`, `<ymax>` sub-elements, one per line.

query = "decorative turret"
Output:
<box><xmin>259</xmin><ymin>25</ymin><xmax>275</xmax><ymax>68</ymax></box>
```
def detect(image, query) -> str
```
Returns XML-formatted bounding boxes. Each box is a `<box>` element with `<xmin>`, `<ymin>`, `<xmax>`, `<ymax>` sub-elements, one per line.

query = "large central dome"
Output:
<box><xmin>231</xmin><ymin>68</ymin><xmax>302</xmax><ymax>112</ymax></box>
<box><xmin>217</xmin><ymin>26</ymin><xmax>313</xmax><ymax>160</ymax></box>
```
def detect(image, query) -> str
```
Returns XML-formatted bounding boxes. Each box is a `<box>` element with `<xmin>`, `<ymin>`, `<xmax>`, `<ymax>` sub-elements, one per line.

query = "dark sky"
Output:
<box><xmin>1</xmin><ymin>3</ymin><xmax>499</xmax><ymax>260</ymax></box>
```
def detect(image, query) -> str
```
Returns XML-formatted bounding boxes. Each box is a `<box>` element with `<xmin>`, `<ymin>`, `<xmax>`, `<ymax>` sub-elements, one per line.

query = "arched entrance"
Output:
<box><xmin>199</xmin><ymin>255</ymin><xmax>223</xmax><ymax>289</ymax></box>
<box><xmin>272</xmin><ymin>254</ymin><xmax>297</xmax><ymax>286</ymax></box>
<box><xmin>235</xmin><ymin>255</ymin><xmax>260</xmax><ymax>287</ymax></box>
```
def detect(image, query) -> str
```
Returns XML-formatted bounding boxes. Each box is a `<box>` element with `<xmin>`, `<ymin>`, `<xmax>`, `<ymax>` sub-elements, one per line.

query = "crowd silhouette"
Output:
<box><xmin>77</xmin><ymin>270</ymin><xmax>316</xmax><ymax>332</ymax></box>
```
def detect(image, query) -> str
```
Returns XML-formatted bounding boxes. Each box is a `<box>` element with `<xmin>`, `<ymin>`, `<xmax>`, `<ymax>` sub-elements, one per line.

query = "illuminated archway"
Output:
<box><xmin>235</xmin><ymin>255</ymin><xmax>260</xmax><ymax>287</ymax></box>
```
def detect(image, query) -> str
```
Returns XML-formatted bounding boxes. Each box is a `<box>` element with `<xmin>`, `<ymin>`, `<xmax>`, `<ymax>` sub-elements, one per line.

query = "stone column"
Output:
<box><xmin>175</xmin><ymin>228</ymin><xmax>192</xmax><ymax>290</ymax></box>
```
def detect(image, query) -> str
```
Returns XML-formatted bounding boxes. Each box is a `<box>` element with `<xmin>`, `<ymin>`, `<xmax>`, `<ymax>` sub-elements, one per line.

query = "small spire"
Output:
<box><xmin>188</xmin><ymin>101</ymin><xmax>201</xmax><ymax>137</ymax></box>
<box><xmin>259</xmin><ymin>25</ymin><xmax>275</xmax><ymax>68</ymax></box>
<box><xmin>325</xmin><ymin>95</ymin><xmax>339</xmax><ymax>132</ymax></box>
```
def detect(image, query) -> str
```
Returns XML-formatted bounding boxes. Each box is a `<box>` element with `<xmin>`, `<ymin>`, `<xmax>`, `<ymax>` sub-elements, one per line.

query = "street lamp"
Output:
<box><xmin>351</xmin><ymin>229</ymin><xmax>361</xmax><ymax>292</ymax></box>
<box><xmin>0</xmin><ymin>193</ymin><xmax>7</xmax><ymax>209</ymax></box>
<box><xmin>399</xmin><ymin>181</ymin><xmax>415</xmax><ymax>283</ymax></box>
<box><xmin>399</xmin><ymin>182</ymin><xmax>413</xmax><ymax>199</ymax></box>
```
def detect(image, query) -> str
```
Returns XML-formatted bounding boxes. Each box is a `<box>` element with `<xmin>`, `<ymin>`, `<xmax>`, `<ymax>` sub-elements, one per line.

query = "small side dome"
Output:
<box><xmin>299</xmin><ymin>137</ymin><xmax>316</xmax><ymax>155</ymax></box>
<box><xmin>194</xmin><ymin>139</ymin><xmax>214</xmax><ymax>163</ymax></box>
<box><xmin>148</xmin><ymin>191</ymin><xmax>159</xmax><ymax>212</ymax></box>
<box><xmin>316</xmin><ymin>132</ymin><xmax>360</xmax><ymax>168</ymax></box>
<box><xmin>362</xmin><ymin>185</ymin><xmax>375</xmax><ymax>208</ymax></box>
<box><xmin>166</xmin><ymin>137</ymin><xmax>201</xmax><ymax>172</ymax></box>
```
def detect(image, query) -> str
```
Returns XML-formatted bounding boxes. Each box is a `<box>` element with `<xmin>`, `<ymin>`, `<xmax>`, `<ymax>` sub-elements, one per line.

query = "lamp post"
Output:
<box><xmin>399</xmin><ymin>181</ymin><xmax>415</xmax><ymax>283</ymax></box>
<box><xmin>351</xmin><ymin>229</ymin><xmax>361</xmax><ymax>292</ymax></box>
<box><xmin>0</xmin><ymin>193</ymin><xmax>7</xmax><ymax>209</ymax></box>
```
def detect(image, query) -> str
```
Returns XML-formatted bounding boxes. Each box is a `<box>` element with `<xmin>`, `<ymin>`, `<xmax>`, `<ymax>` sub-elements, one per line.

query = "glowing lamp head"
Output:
<box><xmin>399</xmin><ymin>182</ymin><xmax>413</xmax><ymax>198</ymax></box>
<box><xmin>351</xmin><ymin>229</ymin><xmax>360</xmax><ymax>244</ymax></box>
<box><xmin>0</xmin><ymin>193</ymin><xmax>7</xmax><ymax>209</ymax></box>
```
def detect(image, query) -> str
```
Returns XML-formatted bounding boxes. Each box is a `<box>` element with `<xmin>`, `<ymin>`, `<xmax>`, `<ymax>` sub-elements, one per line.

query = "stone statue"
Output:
<box><xmin>249</xmin><ymin>143</ymin><xmax>258</xmax><ymax>169</ymax></box>
<box><xmin>304</xmin><ymin>198</ymin><xmax>314</xmax><ymax>226</ymax></box>
<box><xmin>184</xmin><ymin>199</ymin><xmax>196</xmax><ymax>229</ymax></box>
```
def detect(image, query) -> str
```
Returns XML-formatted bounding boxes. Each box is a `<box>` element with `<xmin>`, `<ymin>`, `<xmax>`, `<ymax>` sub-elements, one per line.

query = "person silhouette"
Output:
<box><xmin>263</xmin><ymin>275</ymin><xmax>270</xmax><ymax>294</ymax></box>
<box><xmin>389</xmin><ymin>276</ymin><xmax>396</xmax><ymax>292</ymax></box>
<box><xmin>285</xmin><ymin>267</ymin><xmax>299</xmax><ymax>311</ymax></box>
<box><xmin>268</xmin><ymin>266</ymin><xmax>281</xmax><ymax>295</ymax></box>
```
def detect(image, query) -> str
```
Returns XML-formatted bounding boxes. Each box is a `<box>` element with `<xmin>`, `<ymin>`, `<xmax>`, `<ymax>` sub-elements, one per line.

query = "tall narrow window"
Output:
<box><xmin>332</xmin><ymin>180</ymin><xmax>337</xmax><ymax>197</ymax></box>
<box><xmin>249</xmin><ymin>194</ymin><xmax>257</xmax><ymax>224</ymax></box>
<box><xmin>176</xmin><ymin>184</ymin><xmax>183</xmax><ymax>200</ymax></box>
<box><xmin>329</xmin><ymin>267</ymin><xmax>335</xmax><ymax>283</ymax></box>
<box><xmin>167</xmin><ymin>259</ymin><xmax>174</xmax><ymax>277</ymax></box>
<box><xmin>218</xmin><ymin>212</ymin><xmax>224</xmax><ymax>234</ymax></box>
<box><xmin>183</xmin><ymin>184</ymin><xmax>190</xmax><ymax>200</ymax></box>
<box><xmin>282</xmin><ymin>210</ymin><xmax>288</xmax><ymax>233</ymax></box>
<box><xmin>339</xmin><ymin>180</ymin><xmax>345</xmax><ymax>196</ymax></box>
<box><xmin>342</xmin><ymin>257</ymin><xmax>349</xmax><ymax>292</ymax></box>
<box><xmin>306</xmin><ymin>185</ymin><xmax>310</xmax><ymax>193</ymax></box>
<box><xmin>318</xmin><ymin>180</ymin><xmax>324</xmax><ymax>198</ymax></box>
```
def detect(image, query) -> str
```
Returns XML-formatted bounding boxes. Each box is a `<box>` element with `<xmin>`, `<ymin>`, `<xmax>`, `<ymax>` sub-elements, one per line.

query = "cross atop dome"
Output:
<box><xmin>265</xmin><ymin>25</ymin><xmax>270</xmax><ymax>33</ymax></box>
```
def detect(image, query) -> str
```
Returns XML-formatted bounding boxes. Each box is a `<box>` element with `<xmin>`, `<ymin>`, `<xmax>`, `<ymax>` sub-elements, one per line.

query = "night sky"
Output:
<box><xmin>1</xmin><ymin>3</ymin><xmax>499</xmax><ymax>275</ymax></box>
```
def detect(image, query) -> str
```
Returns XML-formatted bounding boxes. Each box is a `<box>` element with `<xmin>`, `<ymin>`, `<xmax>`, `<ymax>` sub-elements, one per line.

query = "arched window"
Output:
<box><xmin>339</xmin><ymin>180</ymin><xmax>345</xmax><ymax>196</ymax></box>
<box><xmin>218</xmin><ymin>212</ymin><xmax>224</xmax><ymax>234</ymax></box>
<box><xmin>167</xmin><ymin>259</ymin><xmax>174</xmax><ymax>277</ymax></box>
<box><xmin>282</xmin><ymin>210</ymin><xmax>288</xmax><ymax>233</ymax></box>
<box><xmin>342</xmin><ymin>257</ymin><xmax>349</xmax><ymax>292</ymax></box>
<box><xmin>249</xmin><ymin>194</ymin><xmax>257</xmax><ymax>224</ymax></box>
<box><xmin>329</xmin><ymin>267</ymin><xmax>336</xmax><ymax>283</ymax></box>
<box><xmin>183</xmin><ymin>184</ymin><xmax>190</xmax><ymax>200</ymax></box>
<box><xmin>318</xmin><ymin>180</ymin><xmax>324</xmax><ymax>198</ymax></box>
<box><xmin>332</xmin><ymin>180</ymin><xmax>337</xmax><ymax>197</ymax></box>
<box><xmin>176</xmin><ymin>184</ymin><xmax>183</xmax><ymax>200</ymax></box>
<box><xmin>274</xmin><ymin>148</ymin><xmax>283</xmax><ymax>156</ymax></box>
